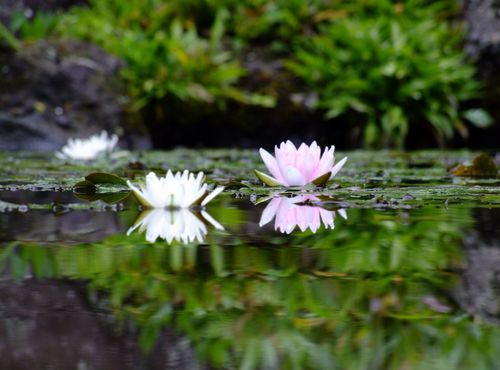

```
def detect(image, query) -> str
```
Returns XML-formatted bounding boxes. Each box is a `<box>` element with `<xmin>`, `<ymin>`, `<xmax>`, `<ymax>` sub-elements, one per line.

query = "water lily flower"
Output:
<box><xmin>56</xmin><ymin>131</ymin><xmax>118</xmax><ymax>160</ymax></box>
<box><xmin>259</xmin><ymin>195</ymin><xmax>347</xmax><ymax>234</ymax></box>
<box><xmin>255</xmin><ymin>140</ymin><xmax>347</xmax><ymax>187</ymax></box>
<box><xmin>127</xmin><ymin>208</ymin><xmax>224</xmax><ymax>244</ymax></box>
<box><xmin>127</xmin><ymin>170</ymin><xmax>224</xmax><ymax>209</ymax></box>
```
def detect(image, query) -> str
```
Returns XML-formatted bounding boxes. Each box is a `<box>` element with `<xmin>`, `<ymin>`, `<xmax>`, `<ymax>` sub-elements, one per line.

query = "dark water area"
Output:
<box><xmin>0</xmin><ymin>150</ymin><xmax>499</xmax><ymax>369</ymax></box>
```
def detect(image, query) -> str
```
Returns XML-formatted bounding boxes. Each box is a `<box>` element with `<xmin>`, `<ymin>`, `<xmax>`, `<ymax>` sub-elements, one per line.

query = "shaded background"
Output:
<box><xmin>0</xmin><ymin>0</ymin><xmax>499</xmax><ymax>151</ymax></box>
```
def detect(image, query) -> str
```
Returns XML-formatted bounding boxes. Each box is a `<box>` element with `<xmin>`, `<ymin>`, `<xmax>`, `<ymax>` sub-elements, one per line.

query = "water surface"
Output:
<box><xmin>0</xmin><ymin>150</ymin><xmax>499</xmax><ymax>370</ymax></box>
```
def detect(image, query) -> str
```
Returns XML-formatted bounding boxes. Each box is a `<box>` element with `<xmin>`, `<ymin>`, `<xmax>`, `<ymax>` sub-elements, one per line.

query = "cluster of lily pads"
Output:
<box><xmin>61</xmin><ymin>131</ymin><xmax>348</xmax><ymax>243</ymax></box>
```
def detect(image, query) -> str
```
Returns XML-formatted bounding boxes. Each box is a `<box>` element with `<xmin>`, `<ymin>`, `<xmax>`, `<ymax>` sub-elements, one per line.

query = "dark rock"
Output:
<box><xmin>0</xmin><ymin>279</ymin><xmax>207</xmax><ymax>370</ymax></box>
<box><xmin>463</xmin><ymin>0</ymin><xmax>500</xmax><ymax>78</ymax></box>
<box><xmin>0</xmin><ymin>39</ymin><xmax>151</xmax><ymax>151</ymax></box>
<box><xmin>453</xmin><ymin>208</ymin><xmax>500</xmax><ymax>323</ymax></box>
<box><xmin>462</xmin><ymin>0</ymin><xmax>500</xmax><ymax>148</ymax></box>
<box><xmin>0</xmin><ymin>209</ymin><xmax>124</xmax><ymax>244</ymax></box>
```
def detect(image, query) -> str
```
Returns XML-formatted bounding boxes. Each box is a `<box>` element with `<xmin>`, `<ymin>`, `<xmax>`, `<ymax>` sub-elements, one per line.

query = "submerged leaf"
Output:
<box><xmin>75</xmin><ymin>191</ymin><xmax>131</xmax><ymax>204</ymax></box>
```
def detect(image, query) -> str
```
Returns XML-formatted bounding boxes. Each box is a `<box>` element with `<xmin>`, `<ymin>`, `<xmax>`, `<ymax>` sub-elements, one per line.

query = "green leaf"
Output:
<box><xmin>73</xmin><ymin>180</ymin><xmax>97</xmax><ymax>194</ymax></box>
<box><xmin>0</xmin><ymin>21</ymin><xmax>20</xmax><ymax>50</ymax></box>
<box><xmin>312</xmin><ymin>171</ymin><xmax>331</xmax><ymax>186</ymax></box>
<box><xmin>254</xmin><ymin>170</ymin><xmax>282</xmax><ymax>187</ymax></box>
<box><xmin>463</xmin><ymin>109</ymin><xmax>493</xmax><ymax>128</ymax></box>
<box><xmin>85</xmin><ymin>172</ymin><xmax>128</xmax><ymax>186</ymax></box>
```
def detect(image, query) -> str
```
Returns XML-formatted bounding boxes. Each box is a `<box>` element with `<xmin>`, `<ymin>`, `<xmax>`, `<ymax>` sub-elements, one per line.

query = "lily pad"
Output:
<box><xmin>85</xmin><ymin>172</ymin><xmax>128</xmax><ymax>186</ymax></box>
<box><xmin>73</xmin><ymin>180</ymin><xmax>97</xmax><ymax>194</ymax></box>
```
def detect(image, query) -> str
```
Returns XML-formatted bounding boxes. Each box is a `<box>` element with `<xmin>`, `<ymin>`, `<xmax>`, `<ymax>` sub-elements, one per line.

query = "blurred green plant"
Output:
<box><xmin>289</xmin><ymin>10</ymin><xmax>492</xmax><ymax>148</ymax></box>
<box><xmin>56</xmin><ymin>1</ymin><xmax>275</xmax><ymax>109</ymax></box>
<box><xmin>0</xmin><ymin>20</ymin><xmax>20</xmax><ymax>50</ymax></box>
<box><xmin>9</xmin><ymin>11</ymin><xmax>59</xmax><ymax>41</ymax></box>
<box><xmin>226</xmin><ymin>0</ymin><xmax>330</xmax><ymax>49</ymax></box>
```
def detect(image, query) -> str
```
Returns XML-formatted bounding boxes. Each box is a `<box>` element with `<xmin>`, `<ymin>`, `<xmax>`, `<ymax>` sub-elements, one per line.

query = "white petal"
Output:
<box><xmin>283</xmin><ymin>166</ymin><xmax>307</xmax><ymax>186</ymax></box>
<box><xmin>201</xmin><ymin>186</ymin><xmax>224</xmax><ymax>206</ymax></box>
<box><xmin>201</xmin><ymin>210</ymin><xmax>224</xmax><ymax>230</ymax></box>
<box><xmin>127</xmin><ymin>180</ymin><xmax>153</xmax><ymax>207</ymax></box>
<box><xmin>338</xmin><ymin>208</ymin><xmax>348</xmax><ymax>220</ymax></box>
<box><xmin>330</xmin><ymin>156</ymin><xmax>348</xmax><ymax>178</ymax></box>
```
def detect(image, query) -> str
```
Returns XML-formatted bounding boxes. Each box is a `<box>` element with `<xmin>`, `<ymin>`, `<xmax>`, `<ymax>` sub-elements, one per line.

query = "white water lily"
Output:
<box><xmin>259</xmin><ymin>195</ymin><xmax>348</xmax><ymax>234</ymax></box>
<box><xmin>127</xmin><ymin>208</ymin><xmax>224</xmax><ymax>244</ymax></box>
<box><xmin>127</xmin><ymin>170</ymin><xmax>224</xmax><ymax>208</ymax></box>
<box><xmin>56</xmin><ymin>131</ymin><xmax>118</xmax><ymax>160</ymax></box>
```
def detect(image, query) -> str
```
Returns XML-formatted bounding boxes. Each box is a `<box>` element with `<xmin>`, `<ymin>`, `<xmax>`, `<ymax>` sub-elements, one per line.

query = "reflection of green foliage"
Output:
<box><xmin>298</xmin><ymin>208</ymin><xmax>467</xmax><ymax>274</ymax></box>
<box><xmin>3</xmin><ymin>206</ymin><xmax>500</xmax><ymax>369</ymax></box>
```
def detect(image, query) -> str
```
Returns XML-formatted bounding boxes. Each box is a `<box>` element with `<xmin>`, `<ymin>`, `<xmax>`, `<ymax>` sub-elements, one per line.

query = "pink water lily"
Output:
<box><xmin>259</xmin><ymin>195</ymin><xmax>347</xmax><ymax>234</ymax></box>
<box><xmin>255</xmin><ymin>141</ymin><xmax>347</xmax><ymax>187</ymax></box>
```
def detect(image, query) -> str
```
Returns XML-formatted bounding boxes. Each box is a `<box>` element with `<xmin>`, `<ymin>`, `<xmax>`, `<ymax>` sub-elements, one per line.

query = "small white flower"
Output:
<box><xmin>56</xmin><ymin>131</ymin><xmax>118</xmax><ymax>160</ymax></box>
<box><xmin>127</xmin><ymin>170</ymin><xmax>224</xmax><ymax>208</ymax></box>
<box><xmin>127</xmin><ymin>208</ymin><xmax>224</xmax><ymax>244</ymax></box>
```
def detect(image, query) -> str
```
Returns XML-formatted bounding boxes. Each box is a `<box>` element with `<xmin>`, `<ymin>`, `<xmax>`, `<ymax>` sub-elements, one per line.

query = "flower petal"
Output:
<box><xmin>201</xmin><ymin>186</ymin><xmax>224</xmax><ymax>206</ymax></box>
<box><xmin>319</xmin><ymin>209</ymin><xmax>335</xmax><ymax>229</ymax></box>
<box><xmin>201</xmin><ymin>210</ymin><xmax>225</xmax><ymax>230</ymax></box>
<box><xmin>330</xmin><ymin>156</ymin><xmax>348</xmax><ymax>178</ymax></box>
<box><xmin>127</xmin><ymin>180</ymin><xmax>154</xmax><ymax>207</ymax></box>
<box><xmin>338</xmin><ymin>208</ymin><xmax>348</xmax><ymax>220</ymax></box>
<box><xmin>283</xmin><ymin>166</ymin><xmax>307</xmax><ymax>186</ymax></box>
<box><xmin>259</xmin><ymin>197</ymin><xmax>282</xmax><ymax>227</ymax></box>
<box><xmin>259</xmin><ymin>148</ymin><xmax>286</xmax><ymax>184</ymax></box>
<box><xmin>312</xmin><ymin>146</ymin><xmax>335</xmax><ymax>179</ymax></box>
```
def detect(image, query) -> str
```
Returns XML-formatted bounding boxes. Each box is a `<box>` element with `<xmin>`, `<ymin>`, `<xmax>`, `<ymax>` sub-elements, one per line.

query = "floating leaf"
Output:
<box><xmin>85</xmin><ymin>172</ymin><xmax>128</xmax><ymax>186</ymax></box>
<box><xmin>73</xmin><ymin>180</ymin><xmax>97</xmax><ymax>194</ymax></box>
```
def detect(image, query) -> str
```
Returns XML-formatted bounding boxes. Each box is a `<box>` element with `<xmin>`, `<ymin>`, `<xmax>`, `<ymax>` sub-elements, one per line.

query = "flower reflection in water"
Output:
<box><xmin>259</xmin><ymin>195</ymin><xmax>347</xmax><ymax>234</ymax></box>
<box><xmin>127</xmin><ymin>208</ymin><xmax>224</xmax><ymax>244</ymax></box>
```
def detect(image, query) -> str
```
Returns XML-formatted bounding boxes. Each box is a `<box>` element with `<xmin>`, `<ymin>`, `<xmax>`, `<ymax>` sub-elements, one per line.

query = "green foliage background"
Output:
<box><xmin>0</xmin><ymin>0</ymin><xmax>494</xmax><ymax>148</ymax></box>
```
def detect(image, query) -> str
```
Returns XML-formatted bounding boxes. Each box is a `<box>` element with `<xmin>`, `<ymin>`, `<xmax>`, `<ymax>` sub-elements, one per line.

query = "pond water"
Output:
<box><xmin>0</xmin><ymin>150</ymin><xmax>499</xmax><ymax>370</ymax></box>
